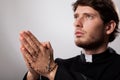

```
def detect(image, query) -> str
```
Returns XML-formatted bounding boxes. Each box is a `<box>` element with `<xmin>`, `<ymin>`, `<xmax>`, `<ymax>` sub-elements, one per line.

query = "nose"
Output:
<box><xmin>74</xmin><ymin>18</ymin><xmax>83</xmax><ymax>28</ymax></box>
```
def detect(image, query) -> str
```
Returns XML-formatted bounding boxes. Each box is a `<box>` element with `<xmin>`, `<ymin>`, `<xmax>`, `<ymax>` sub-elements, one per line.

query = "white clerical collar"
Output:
<box><xmin>84</xmin><ymin>53</ymin><xmax>92</xmax><ymax>62</ymax></box>
<box><xmin>81</xmin><ymin>50</ymin><xmax>93</xmax><ymax>63</ymax></box>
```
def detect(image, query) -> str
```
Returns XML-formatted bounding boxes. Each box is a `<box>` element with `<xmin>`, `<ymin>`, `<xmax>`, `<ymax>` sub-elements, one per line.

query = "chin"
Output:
<box><xmin>74</xmin><ymin>39</ymin><xmax>93</xmax><ymax>49</ymax></box>
<box><xmin>75</xmin><ymin>40</ymin><xmax>85</xmax><ymax>47</ymax></box>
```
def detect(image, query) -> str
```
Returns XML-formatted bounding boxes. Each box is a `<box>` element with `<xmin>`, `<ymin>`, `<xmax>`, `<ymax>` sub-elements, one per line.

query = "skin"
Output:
<box><xmin>20</xmin><ymin>31</ymin><xmax>58</xmax><ymax>80</ymax></box>
<box><xmin>74</xmin><ymin>6</ymin><xmax>116</xmax><ymax>54</ymax></box>
<box><xmin>19</xmin><ymin>5</ymin><xmax>116</xmax><ymax>80</ymax></box>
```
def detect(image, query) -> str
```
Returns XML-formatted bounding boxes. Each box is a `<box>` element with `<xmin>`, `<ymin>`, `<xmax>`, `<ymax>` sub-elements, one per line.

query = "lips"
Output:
<box><xmin>75</xmin><ymin>30</ymin><xmax>84</xmax><ymax>37</ymax></box>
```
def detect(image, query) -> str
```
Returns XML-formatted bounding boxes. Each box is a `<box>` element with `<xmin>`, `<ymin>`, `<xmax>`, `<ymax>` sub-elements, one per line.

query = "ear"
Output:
<box><xmin>105</xmin><ymin>20</ymin><xmax>116</xmax><ymax>35</ymax></box>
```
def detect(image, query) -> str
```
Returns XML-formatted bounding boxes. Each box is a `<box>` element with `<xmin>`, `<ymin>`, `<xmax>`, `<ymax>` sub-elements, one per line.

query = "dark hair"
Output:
<box><xmin>72</xmin><ymin>0</ymin><xmax>119</xmax><ymax>42</ymax></box>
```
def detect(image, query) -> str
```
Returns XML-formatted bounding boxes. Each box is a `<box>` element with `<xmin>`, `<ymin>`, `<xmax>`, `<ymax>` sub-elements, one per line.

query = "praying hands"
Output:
<box><xmin>19</xmin><ymin>31</ymin><xmax>58</xmax><ymax>80</ymax></box>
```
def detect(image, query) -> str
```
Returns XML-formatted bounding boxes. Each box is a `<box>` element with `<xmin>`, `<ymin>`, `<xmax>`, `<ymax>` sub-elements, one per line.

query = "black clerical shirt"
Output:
<box><xmin>23</xmin><ymin>47</ymin><xmax>120</xmax><ymax>80</ymax></box>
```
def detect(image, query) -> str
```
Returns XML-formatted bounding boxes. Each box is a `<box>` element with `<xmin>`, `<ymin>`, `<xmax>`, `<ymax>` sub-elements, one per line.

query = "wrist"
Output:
<box><xmin>47</xmin><ymin>64</ymin><xmax>58</xmax><ymax>80</ymax></box>
<box><xmin>27</xmin><ymin>71</ymin><xmax>39</xmax><ymax>80</ymax></box>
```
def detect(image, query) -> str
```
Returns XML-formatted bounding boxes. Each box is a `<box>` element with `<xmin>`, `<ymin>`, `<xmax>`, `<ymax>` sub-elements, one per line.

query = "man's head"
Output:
<box><xmin>73</xmin><ymin>0</ymin><xmax>119</xmax><ymax>42</ymax></box>
<box><xmin>73</xmin><ymin>0</ymin><xmax>119</xmax><ymax>49</ymax></box>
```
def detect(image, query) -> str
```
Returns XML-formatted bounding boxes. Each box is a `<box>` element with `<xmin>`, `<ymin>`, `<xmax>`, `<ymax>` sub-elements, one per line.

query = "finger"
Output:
<box><xmin>21</xmin><ymin>31</ymin><xmax>45</xmax><ymax>56</ymax></box>
<box><xmin>42</xmin><ymin>42</ymin><xmax>48</xmax><ymax>49</ymax></box>
<box><xmin>20</xmin><ymin>33</ymin><xmax>36</xmax><ymax>56</ymax></box>
<box><xmin>26</xmin><ymin>31</ymin><xmax>43</xmax><ymax>48</ymax></box>
<box><xmin>20</xmin><ymin>45</ymin><xmax>34</xmax><ymax>63</ymax></box>
<box><xmin>20</xmin><ymin>45</ymin><xmax>39</xmax><ymax>75</ymax></box>
<box><xmin>26</xmin><ymin>31</ymin><xmax>49</xmax><ymax>56</ymax></box>
<box><xmin>20</xmin><ymin>50</ymin><xmax>33</xmax><ymax>72</ymax></box>
<box><xmin>20</xmin><ymin>33</ymin><xmax>39</xmax><ymax>59</ymax></box>
<box><xmin>23</xmin><ymin>31</ymin><xmax>40</xmax><ymax>54</ymax></box>
<box><xmin>46</xmin><ymin>41</ymin><xmax>53</xmax><ymax>53</ymax></box>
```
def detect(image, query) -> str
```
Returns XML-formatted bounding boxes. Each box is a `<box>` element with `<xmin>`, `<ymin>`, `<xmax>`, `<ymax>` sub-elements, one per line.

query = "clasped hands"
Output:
<box><xmin>19</xmin><ymin>31</ymin><xmax>57</xmax><ymax>80</ymax></box>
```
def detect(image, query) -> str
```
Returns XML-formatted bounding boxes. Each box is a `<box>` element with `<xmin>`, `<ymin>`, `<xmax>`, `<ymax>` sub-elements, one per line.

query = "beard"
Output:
<box><xmin>75</xmin><ymin>33</ymin><xmax>107</xmax><ymax>50</ymax></box>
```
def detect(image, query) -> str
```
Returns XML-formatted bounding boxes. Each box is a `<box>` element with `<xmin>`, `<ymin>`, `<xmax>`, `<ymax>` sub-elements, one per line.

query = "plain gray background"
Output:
<box><xmin>0</xmin><ymin>0</ymin><xmax>120</xmax><ymax>80</ymax></box>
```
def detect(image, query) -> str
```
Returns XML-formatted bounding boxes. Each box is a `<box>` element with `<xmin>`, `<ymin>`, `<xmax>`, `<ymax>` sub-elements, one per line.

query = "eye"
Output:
<box><xmin>85</xmin><ymin>14</ymin><xmax>94</xmax><ymax>20</ymax></box>
<box><xmin>74</xmin><ymin>14</ymin><xmax>79</xmax><ymax>19</ymax></box>
<box><xmin>86</xmin><ymin>14</ymin><xmax>94</xmax><ymax>20</ymax></box>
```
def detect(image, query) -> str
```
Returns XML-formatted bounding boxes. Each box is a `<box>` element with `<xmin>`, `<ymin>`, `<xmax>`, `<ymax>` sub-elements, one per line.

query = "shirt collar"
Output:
<box><xmin>80</xmin><ymin>47</ymin><xmax>116</xmax><ymax>63</ymax></box>
<box><xmin>81</xmin><ymin>50</ymin><xmax>93</xmax><ymax>63</ymax></box>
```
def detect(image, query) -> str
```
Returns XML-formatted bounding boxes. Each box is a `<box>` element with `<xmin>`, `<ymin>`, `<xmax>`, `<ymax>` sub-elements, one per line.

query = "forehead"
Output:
<box><xmin>74</xmin><ymin>5</ymin><xmax>99</xmax><ymax>15</ymax></box>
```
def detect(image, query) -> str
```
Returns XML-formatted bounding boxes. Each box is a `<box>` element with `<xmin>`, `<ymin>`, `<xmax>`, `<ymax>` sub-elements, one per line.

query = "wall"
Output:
<box><xmin>0</xmin><ymin>0</ymin><xmax>119</xmax><ymax>80</ymax></box>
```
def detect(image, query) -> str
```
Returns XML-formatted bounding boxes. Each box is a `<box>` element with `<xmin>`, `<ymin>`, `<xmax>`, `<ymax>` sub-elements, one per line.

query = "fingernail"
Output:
<box><xmin>20</xmin><ymin>37</ymin><xmax>23</xmax><ymax>40</ymax></box>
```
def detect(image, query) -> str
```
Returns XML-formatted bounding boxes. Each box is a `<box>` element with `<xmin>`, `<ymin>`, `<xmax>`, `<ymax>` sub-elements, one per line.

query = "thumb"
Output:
<box><xmin>46</xmin><ymin>41</ymin><xmax>52</xmax><ymax>49</ymax></box>
<box><xmin>46</xmin><ymin>41</ymin><xmax>53</xmax><ymax>54</ymax></box>
<box><xmin>42</xmin><ymin>42</ymin><xmax>48</xmax><ymax>49</ymax></box>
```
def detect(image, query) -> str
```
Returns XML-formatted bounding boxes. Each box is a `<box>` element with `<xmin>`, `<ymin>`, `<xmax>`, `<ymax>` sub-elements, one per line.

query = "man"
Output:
<box><xmin>20</xmin><ymin>0</ymin><xmax>120</xmax><ymax>80</ymax></box>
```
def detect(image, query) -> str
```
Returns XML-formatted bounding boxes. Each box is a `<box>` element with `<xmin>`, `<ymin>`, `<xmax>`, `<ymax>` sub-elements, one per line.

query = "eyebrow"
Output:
<box><xmin>83</xmin><ymin>13</ymin><xmax>97</xmax><ymax>16</ymax></box>
<box><xmin>74</xmin><ymin>12</ymin><xmax>97</xmax><ymax>17</ymax></box>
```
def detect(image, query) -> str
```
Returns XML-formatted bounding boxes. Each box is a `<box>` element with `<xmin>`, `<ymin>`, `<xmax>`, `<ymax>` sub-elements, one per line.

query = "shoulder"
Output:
<box><xmin>108</xmin><ymin>48</ymin><xmax>120</xmax><ymax>70</ymax></box>
<box><xmin>110</xmin><ymin>47</ymin><xmax>120</xmax><ymax>61</ymax></box>
<box><xmin>109</xmin><ymin>47</ymin><xmax>120</xmax><ymax>63</ymax></box>
<box><xmin>55</xmin><ymin>55</ymin><xmax>81</xmax><ymax>67</ymax></box>
<box><xmin>113</xmin><ymin>53</ymin><xmax>120</xmax><ymax>64</ymax></box>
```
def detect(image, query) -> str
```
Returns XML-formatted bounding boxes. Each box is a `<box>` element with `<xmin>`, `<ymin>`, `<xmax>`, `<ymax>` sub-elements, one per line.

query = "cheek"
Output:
<box><xmin>87</xmin><ymin>28</ymin><xmax>105</xmax><ymax>43</ymax></box>
<box><xmin>84</xmin><ymin>26</ymin><xmax>104</xmax><ymax>40</ymax></box>
<box><xmin>83</xmin><ymin>18</ymin><xmax>105</xmax><ymax>36</ymax></box>
<box><xmin>83</xmin><ymin>17</ymin><xmax>104</xmax><ymax>30</ymax></box>
<box><xmin>84</xmin><ymin>20</ymin><xmax>104</xmax><ymax>33</ymax></box>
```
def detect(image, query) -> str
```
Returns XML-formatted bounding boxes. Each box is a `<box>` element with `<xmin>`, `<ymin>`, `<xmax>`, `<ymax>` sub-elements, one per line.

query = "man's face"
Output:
<box><xmin>74</xmin><ymin>6</ymin><xmax>107</xmax><ymax>49</ymax></box>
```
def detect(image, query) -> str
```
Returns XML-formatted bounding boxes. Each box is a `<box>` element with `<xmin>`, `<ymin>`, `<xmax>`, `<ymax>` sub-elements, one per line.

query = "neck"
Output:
<box><xmin>83</xmin><ymin>44</ymin><xmax>108</xmax><ymax>55</ymax></box>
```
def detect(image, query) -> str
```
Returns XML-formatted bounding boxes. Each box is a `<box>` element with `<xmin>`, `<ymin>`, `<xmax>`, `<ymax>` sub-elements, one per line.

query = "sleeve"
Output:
<box><xmin>54</xmin><ymin>58</ymin><xmax>89</xmax><ymax>80</ymax></box>
<box><xmin>23</xmin><ymin>72</ymin><xmax>49</xmax><ymax>80</ymax></box>
<box><xmin>116</xmin><ymin>74</ymin><xmax>120</xmax><ymax>80</ymax></box>
<box><xmin>54</xmin><ymin>63</ymin><xmax>75</xmax><ymax>80</ymax></box>
<box><xmin>23</xmin><ymin>72</ymin><xmax>28</xmax><ymax>80</ymax></box>
<box><xmin>23</xmin><ymin>58</ymin><xmax>92</xmax><ymax>80</ymax></box>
